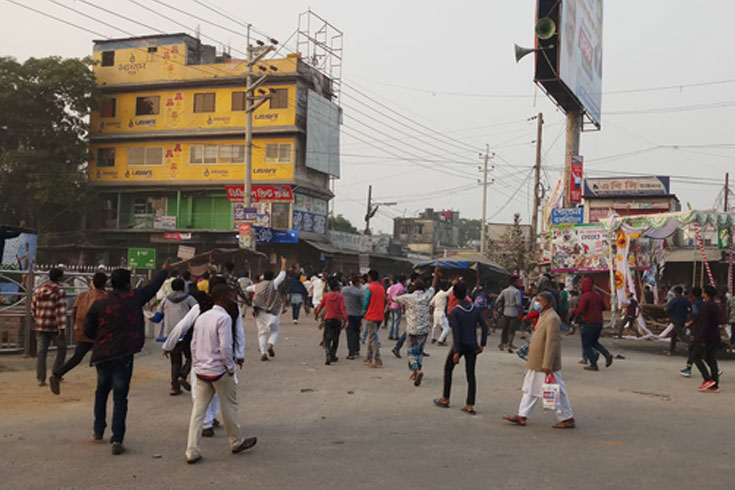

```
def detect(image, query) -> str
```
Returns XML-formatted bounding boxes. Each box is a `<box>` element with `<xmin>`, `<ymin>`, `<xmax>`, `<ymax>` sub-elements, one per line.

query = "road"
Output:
<box><xmin>1</xmin><ymin>315</ymin><xmax>733</xmax><ymax>490</ymax></box>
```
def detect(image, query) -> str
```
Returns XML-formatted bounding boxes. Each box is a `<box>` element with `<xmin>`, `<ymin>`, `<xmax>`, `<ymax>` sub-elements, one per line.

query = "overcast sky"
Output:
<box><xmin>2</xmin><ymin>0</ymin><xmax>733</xmax><ymax>234</ymax></box>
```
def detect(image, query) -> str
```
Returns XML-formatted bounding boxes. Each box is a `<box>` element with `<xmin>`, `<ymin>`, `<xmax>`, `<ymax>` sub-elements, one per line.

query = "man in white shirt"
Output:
<box><xmin>185</xmin><ymin>285</ymin><xmax>255</xmax><ymax>464</ymax></box>
<box><xmin>310</xmin><ymin>272</ymin><xmax>325</xmax><ymax>309</ymax></box>
<box><xmin>430</xmin><ymin>283</ymin><xmax>453</xmax><ymax>346</ymax></box>
<box><xmin>247</xmin><ymin>257</ymin><xmax>288</xmax><ymax>361</ymax></box>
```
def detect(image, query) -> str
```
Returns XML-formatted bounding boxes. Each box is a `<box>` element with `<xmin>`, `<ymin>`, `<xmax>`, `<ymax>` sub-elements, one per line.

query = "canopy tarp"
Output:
<box><xmin>601</xmin><ymin>210</ymin><xmax>735</xmax><ymax>238</ymax></box>
<box><xmin>415</xmin><ymin>253</ymin><xmax>510</xmax><ymax>290</ymax></box>
<box><xmin>168</xmin><ymin>248</ymin><xmax>268</xmax><ymax>276</ymax></box>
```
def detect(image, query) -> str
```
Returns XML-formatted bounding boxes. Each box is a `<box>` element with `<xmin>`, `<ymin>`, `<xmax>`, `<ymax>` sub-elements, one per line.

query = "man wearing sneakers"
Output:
<box><xmin>693</xmin><ymin>286</ymin><xmax>723</xmax><ymax>393</ymax></box>
<box><xmin>362</xmin><ymin>270</ymin><xmax>385</xmax><ymax>368</ymax></box>
<box><xmin>680</xmin><ymin>287</ymin><xmax>703</xmax><ymax>378</ymax></box>
<box><xmin>248</xmin><ymin>257</ymin><xmax>287</xmax><ymax>361</ymax></box>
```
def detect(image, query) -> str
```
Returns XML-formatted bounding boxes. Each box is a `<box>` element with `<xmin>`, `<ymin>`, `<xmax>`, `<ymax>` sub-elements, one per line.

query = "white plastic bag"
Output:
<box><xmin>542</xmin><ymin>374</ymin><xmax>560</xmax><ymax>411</ymax></box>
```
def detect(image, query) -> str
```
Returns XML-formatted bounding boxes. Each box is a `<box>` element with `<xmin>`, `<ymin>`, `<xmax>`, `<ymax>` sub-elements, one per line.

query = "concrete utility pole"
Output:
<box><xmin>480</xmin><ymin>145</ymin><xmax>493</xmax><ymax>255</ymax></box>
<box><xmin>725</xmin><ymin>172</ymin><xmax>730</xmax><ymax>212</ymax></box>
<box><xmin>530</xmin><ymin>112</ymin><xmax>543</xmax><ymax>253</ymax></box>
<box><xmin>562</xmin><ymin>111</ymin><xmax>582</xmax><ymax>207</ymax></box>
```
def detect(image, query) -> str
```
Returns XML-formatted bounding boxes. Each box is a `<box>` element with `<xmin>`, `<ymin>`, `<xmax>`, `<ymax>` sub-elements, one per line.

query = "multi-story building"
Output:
<box><xmin>393</xmin><ymin>209</ymin><xmax>459</xmax><ymax>257</ymax></box>
<box><xmin>81</xmin><ymin>33</ymin><xmax>340</xmax><ymax>267</ymax></box>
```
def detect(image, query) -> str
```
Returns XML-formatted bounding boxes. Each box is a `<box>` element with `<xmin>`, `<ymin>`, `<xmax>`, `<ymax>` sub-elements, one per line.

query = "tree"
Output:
<box><xmin>0</xmin><ymin>56</ymin><xmax>95</xmax><ymax>233</ymax></box>
<box><xmin>486</xmin><ymin>213</ymin><xmax>536</xmax><ymax>275</ymax></box>
<box><xmin>457</xmin><ymin>218</ymin><xmax>482</xmax><ymax>248</ymax></box>
<box><xmin>328</xmin><ymin>214</ymin><xmax>359</xmax><ymax>234</ymax></box>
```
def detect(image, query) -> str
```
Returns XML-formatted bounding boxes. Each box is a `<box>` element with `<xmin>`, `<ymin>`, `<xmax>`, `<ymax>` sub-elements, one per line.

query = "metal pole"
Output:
<box><xmin>245</xmin><ymin>24</ymin><xmax>253</xmax><ymax>210</ymax></box>
<box><xmin>563</xmin><ymin>111</ymin><xmax>582</xmax><ymax>207</ymax></box>
<box><xmin>725</xmin><ymin>172</ymin><xmax>730</xmax><ymax>212</ymax></box>
<box><xmin>530</xmin><ymin>113</ymin><xmax>543</xmax><ymax>253</ymax></box>
<box><xmin>480</xmin><ymin>144</ymin><xmax>489</xmax><ymax>255</ymax></box>
<box><xmin>23</xmin><ymin>267</ymin><xmax>34</xmax><ymax>357</ymax></box>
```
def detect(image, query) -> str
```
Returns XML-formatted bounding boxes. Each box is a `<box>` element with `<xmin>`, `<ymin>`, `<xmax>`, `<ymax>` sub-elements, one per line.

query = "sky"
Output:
<box><xmin>2</xmin><ymin>0</ymin><xmax>734</xmax><ymax>234</ymax></box>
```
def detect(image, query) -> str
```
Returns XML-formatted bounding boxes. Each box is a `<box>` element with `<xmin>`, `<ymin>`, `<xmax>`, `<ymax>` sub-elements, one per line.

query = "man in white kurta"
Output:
<box><xmin>247</xmin><ymin>257</ymin><xmax>287</xmax><ymax>361</ymax></box>
<box><xmin>185</xmin><ymin>285</ymin><xmax>255</xmax><ymax>463</ymax></box>
<box><xmin>430</xmin><ymin>284</ymin><xmax>453</xmax><ymax>345</ymax></box>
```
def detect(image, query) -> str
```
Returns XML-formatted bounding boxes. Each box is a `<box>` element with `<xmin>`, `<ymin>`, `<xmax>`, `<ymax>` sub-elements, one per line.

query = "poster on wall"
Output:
<box><xmin>550</xmin><ymin>223</ymin><xmax>609</xmax><ymax>272</ymax></box>
<box><xmin>1</xmin><ymin>230</ymin><xmax>37</xmax><ymax>270</ymax></box>
<box><xmin>293</xmin><ymin>193</ymin><xmax>328</xmax><ymax>235</ymax></box>
<box><xmin>569</xmin><ymin>155</ymin><xmax>584</xmax><ymax>204</ymax></box>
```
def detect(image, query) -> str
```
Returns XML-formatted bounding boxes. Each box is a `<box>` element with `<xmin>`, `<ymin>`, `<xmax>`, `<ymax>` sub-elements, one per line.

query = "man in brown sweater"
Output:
<box><xmin>504</xmin><ymin>291</ymin><xmax>575</xmax><ymax>428</ymax></box>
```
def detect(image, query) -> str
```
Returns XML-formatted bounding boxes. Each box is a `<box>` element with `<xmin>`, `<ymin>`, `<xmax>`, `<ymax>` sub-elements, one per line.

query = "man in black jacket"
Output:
<box><xmin>692</xmin><ymin>286</ymin><xmax>722</xmax><ymax>393</ymax></box>
<box><xmin>84</xmin><ymin>268</ymin><xmax>168</xmax><ymax>455</ymax></box>
<box><xmin>433</xmin><ymin>282</ymin><xmax>488</xmax><ymax>415</ymax></box>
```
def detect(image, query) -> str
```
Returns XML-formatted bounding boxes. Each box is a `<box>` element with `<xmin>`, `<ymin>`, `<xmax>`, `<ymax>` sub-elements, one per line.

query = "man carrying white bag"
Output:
<box><xmin>504</xmin><ymin>291</ymin><xmax>575</xmax><ymax>428</ymax></box>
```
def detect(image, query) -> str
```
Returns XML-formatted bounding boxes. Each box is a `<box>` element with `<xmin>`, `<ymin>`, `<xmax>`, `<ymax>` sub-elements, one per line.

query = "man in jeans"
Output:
<box><xmin>362</xmin><ymin>269</ymin><xmax>386</xmax><ymax>368</ymax></box>
<box><xmin>572</xmin><ymin>277</ymin><xmax>613</xmax><ymax>372</ymax></box>
<box><xmin>387</xmin><ymin>276</ymin><xmax>405</xmax><ymax>340</ymax></box>
<box><xmin>31</xmin><ymin>268</ymin><xmax>67</xmax><ymax>387</ymax></box>
<box><xmin>497</xmin><ymin>275</ymin><xmax>522</xmax><ymax>353</ymax></box>
<box><xmin>341</xmin><ymin>276</ymin><xmax>364</xmax><ymax>359</ymax></box>
<box><xmin>315</xmin><ymin>279</ymin><xmax>348</xmax><ymax>365</ymax></box>
<box><xmin>84</xmin><ymin>268</ymin><xmax>168</xmax><ymax>455</ymax></box>
<box><xmin>49</xmin><ymin>271</ymin><xmax>108</xmax><ymax>395</ymax></box>
<box><xmin>692</xmin><ymin>286</ymin><xmax>723</xmax><ymax>392</ymax></box>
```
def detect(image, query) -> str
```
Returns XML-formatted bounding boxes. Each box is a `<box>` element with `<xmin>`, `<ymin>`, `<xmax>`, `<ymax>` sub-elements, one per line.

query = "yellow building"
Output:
<box><xmin>85</xmin><ymin>34</ymin><xmax>340</xmax><ymax>266</ymax></box>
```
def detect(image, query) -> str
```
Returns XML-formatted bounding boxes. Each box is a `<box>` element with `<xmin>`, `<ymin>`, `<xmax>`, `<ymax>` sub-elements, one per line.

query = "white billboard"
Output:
<box><xmin>559</xmin><ymin>0</ymin><xmax>603</xmax><ymax>126</ymax></box>
<box><xmin>306</xmin><ymin>90</ymin><xmax>341</xmax><ymax>177</ymax></box>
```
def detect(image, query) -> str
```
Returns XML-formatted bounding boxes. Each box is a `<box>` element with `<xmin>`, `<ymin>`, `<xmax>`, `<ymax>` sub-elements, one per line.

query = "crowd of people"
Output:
<box><xmin>28</xmin><ymin>259</ymin><xmax>735</xmax><ymax>461</ymax></box>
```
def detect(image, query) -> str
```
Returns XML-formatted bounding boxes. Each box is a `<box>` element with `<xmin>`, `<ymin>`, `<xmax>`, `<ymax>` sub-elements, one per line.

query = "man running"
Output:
<box><xmin>362</xmin><ymin>269</ymin><xmax>385</xmax><ymax>368</ymax></box>
<box><xmin>248</xmin><ymin>257</ymin><xmax>287</xmax><ymax>361</ymax></box>
<box><xmin>430</xmin><ymin>282</ymin><xmax>453</xmax><ymax>346</ymax></box>
<box><xmin>340</xmin><ymin>276</ymin><xmax>364</xmax><ymax>359</ymax></box>
<box><xmin>692</xmin><ymin>286</ymin><xmax>722</xmax><ymax>393</ymax></box>
<box><xmin>393</xmin><ymin>266</ymin><xmax>440</xmax><ymax>386</ymax></box>
<box><xmin>315</xmin><ymin>279</ymin><xmax>348</xmax><ymax>365</ymax></box>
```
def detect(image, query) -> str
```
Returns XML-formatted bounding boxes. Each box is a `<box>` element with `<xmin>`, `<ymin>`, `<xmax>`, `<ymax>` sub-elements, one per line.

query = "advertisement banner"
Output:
<box><xmin>153</xmin><ymin>215</ymin><xmax>177</xmax><ymax>230</ymax></box>
<box><xmin>550</xmin><ymin>223</ymin><xmax>609</xmax><ymax>272</ymax></box>
<box><xmin>551</xmin><ymin>207</ymin><xmax>584</xmax><ymax>225</ymax></box>
<box><xmin>253</xmin><ymin>227</ymin><xmax>298</xmax><ymax>244</ymax></box>
<box><xmin>238</xmin><ymin>224</ymin><xmax>252</xmax><ymax>249</ymax></box>
<box><xmin>163</xmin><ymin>232</ymin><xmax>192</xmax><ymax>240</ymax></box>
<box><xmin>177</xmin><ymin>245</ymin><xmax>196</xmax><ymax>260</ymax></box>
<box><xmin>128</xmin><ymin>248</ymin><xmax>156</xmax><ymax>270</ymax></box>
<box><xmin>233</xmin><ymin>204</ymin><xmax>258</xmax><ymax>230</ymax></box>
<box><xmin>569</xmin><ymin>155</ymin><xmax>583</xmax><ymax>204</ymax></box>
<box><xmin>226</xmin><ymin>185</ymin><xmax>293</xmax><ymax>203</ymax></box>
<box><xmin>559</xmin><ymin>0</ymin><xmax>604</xmax><ymax>126</ymax></box>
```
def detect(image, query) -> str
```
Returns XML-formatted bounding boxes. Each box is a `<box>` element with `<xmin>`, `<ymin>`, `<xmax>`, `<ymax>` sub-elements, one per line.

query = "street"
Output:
<box><xmin>1</xmin><ymin>315</ymin><xmax>733</xmax><ymax>490</ymax></box>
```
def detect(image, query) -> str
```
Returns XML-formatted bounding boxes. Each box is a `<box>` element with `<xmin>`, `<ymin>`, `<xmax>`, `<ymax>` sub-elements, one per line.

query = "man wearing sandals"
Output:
<box><xmin>433</xmin><ymin>281</ymin><xmax>487</xmax><ymax>414</ymax></box>
<box><xmin>504</xmin><ymin>291</ymin><xmax>575</xmax><ymax>429</ymax></box>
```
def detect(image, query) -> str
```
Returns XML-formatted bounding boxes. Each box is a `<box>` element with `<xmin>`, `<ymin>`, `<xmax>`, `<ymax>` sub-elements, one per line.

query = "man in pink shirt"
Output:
<box><xmin>387</xmin><ymin>276</ymin><xmax>406</xmax><ymax>340</ymax></box>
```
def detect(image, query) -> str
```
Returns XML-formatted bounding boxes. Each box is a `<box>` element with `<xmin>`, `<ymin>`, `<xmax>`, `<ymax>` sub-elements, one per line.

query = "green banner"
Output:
<box><xmin>128</xmin><ymin>248</ymin><xmax>156</xmax><ymax>270</ymax></box>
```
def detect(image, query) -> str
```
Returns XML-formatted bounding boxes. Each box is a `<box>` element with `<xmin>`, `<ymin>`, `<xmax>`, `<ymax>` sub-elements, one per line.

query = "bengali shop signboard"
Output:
<box><xmin>225</xmin><ymin>185</ymin><xmax>293</xmax><ymax>203</ymax></box>
<box><xmin>550</xmin><ymin>207</ymin><xmax>584</xmax><ymax>225</ymax></box>
<box><xmin>569</xmin><ymin>155</ymin><xmax>584</xmax><ymax>204</ymax></box>
<box><xmin>550</xmin><ymin>223</ymin><xmax>609</xmax><ymax>273</ymax></box>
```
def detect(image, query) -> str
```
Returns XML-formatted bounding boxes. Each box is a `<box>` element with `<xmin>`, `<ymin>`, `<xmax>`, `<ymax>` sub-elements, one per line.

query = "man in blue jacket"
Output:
<box><xmin>84</xmin><ymin>268</ymin><xmax>168</xmax><ymax>455</ymax></box>
<box><xmin>433</xmin><ymin>281</ymin><xmax>488</xmax><ymax>415</ymax></box>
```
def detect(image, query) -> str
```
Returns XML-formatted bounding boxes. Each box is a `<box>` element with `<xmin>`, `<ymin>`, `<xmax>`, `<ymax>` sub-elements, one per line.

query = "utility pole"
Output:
<box><xmin>479</xmin><ymin>145</ymin><xmax>493</xmax><ymax>255</ymax></box>
<box><xmin>725</xmin><ymin>172</ymin><xmax>730</xmax><ymax>212</ymax></box>
<box><xmin>243</xmin><ymin>28</ymin><xmax>278</xmax><ymax>248</ymax></box>
<box><xmin>364</xmin><ymin>185</ymin><xmax>397</xmax><ymax>235</ymax></box>
<box><xmin>530</xmin><ymin>112</ymin><xmax>543</xmax><ymax>254</ymax></box>
<box><xmin>562</xmin><ymin>111</ymin><xmax>582</xmax><ymax>207</ymax></box>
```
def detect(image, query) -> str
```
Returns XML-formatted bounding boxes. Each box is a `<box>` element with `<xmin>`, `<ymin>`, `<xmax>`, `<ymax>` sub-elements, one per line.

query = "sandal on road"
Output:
<box><xmin>461</xmin><ymin>407</ymin><xmax>477</xmax><ymax>416</ymax></box>
<box><xmin>552</xmin><ymin>418</ymin><xmax>576</xmax><ymax>429</ymax></box>
<box><xmin>503</xmin><ymin>415</ymin><xmax>527</xmax><ymax>426</ymax></box>
<box><xmin>433</xmin><ymin>398</ymin><xmax>450</xmax><ymax>408</ymax></box>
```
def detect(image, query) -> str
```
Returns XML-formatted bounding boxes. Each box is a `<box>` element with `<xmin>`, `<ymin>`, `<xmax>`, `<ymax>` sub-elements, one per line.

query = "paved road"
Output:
<box><xmin>1</xmin><ymin>316</ymin><xmax>733</xmax><ymax>490</ymax></box>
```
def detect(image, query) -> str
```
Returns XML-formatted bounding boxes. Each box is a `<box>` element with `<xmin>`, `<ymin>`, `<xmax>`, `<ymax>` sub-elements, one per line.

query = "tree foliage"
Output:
<box><xmin>486</xmin><ymin>213</ymin><xmax>536</xmax><ymax>275</ymax></box>
<box><xmin>0</xmin><ymin>56</ymin><xmax>95</xmax><ymax>232</ymax></box>
<box><xmin>328</xmin><ymin>214</ymin><xmax>359</xmax><ymax>234</ymax></box>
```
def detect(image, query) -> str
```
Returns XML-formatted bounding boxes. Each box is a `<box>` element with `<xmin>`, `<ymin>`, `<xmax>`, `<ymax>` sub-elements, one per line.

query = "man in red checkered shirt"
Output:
<box><xmin>31</xmin><ymin>268</ymin><xmax>67</xmax><ymax>386</ymax></box>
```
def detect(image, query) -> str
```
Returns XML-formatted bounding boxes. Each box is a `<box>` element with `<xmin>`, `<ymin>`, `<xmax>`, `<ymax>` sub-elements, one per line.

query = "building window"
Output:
<box><xmin>194</xmin><ymin>92</ymin><xmax>216</xmax><ymax>113</ymax></box>
<box><xmin>101</xmin><ymin>51</ymin><xmax>115</xmax><ymax>67</ymax></box>
<box><xmin>269</xmin><ymin>89</ymin><xmax>288</xmax><ymax>109</ymax></box>
<box><xmin>128</xmin><ymin>147</ymin><xmax>163</xmax><ymax>166</ymax></box>
<box><xmin>147</xmin><ymin>46</ymin><xmax>157</xmax><ymax>53</ymax></box>
<box><xmin>190</xmin><ymin>144</ymin><xmax>245</xmax><ymax>164</ymax></box>
<box><xmin>135</xmin><ymin>96</ymin><xmax>160</xmax><ymax>116</ymax></box>
<box><xmin>96</xmin><ymin>148</ymin><xmax>115</xmax><ymax>167</ymax></box>
<box><xmin>265</xmin><ymin>143</ymin><xmax>292</xmax><ymax>163</ymax></box>
<box><xmin>100</xmin><ymin>98</ymin><xmax>116</xmax><ymax>118</ymax></box>
<box><xmin>231</xmin><ymin>91</ymin><xmax>246</xmax><ymax>111</ymax></box>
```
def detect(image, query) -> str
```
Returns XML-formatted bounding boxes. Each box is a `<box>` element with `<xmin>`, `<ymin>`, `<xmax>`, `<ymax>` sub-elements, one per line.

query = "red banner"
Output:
<box><xmin>569</xmin><ymin>155</ymin><xmax>583</xmax><ymax>204</ymax></box>
<box><xmin>226</xmin><ymin>185</ymin><xmax>293</xmax><ymax>203</ymax></box>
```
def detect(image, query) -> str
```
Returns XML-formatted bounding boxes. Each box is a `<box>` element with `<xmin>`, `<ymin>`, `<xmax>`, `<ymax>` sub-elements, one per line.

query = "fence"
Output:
<box><xmin>0</xmin><ymin>265</ymin><xmax>147</xmax><ymax>355</ymax></box>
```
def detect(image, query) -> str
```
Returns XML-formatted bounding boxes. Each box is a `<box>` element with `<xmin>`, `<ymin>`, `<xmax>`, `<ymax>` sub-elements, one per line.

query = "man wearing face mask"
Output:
<box><xmin>504</xmin><ymin>291</ymin><xmax>575</xmax><ymax>429</ymax></box>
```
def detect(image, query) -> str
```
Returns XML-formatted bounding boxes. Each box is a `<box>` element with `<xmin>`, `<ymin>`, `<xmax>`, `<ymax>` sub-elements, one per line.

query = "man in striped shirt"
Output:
<box><xmin>30</xmin><ymin>268</ymin><xmax>67</xmax><ymax>387</ymax></box>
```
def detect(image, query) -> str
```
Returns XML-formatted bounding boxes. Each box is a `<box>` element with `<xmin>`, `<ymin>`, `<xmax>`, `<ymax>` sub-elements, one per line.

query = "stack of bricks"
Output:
<box><xmin>0</xmin><ymin>311</ymin><xmax>24</xmax><ymax>349</ymax></box>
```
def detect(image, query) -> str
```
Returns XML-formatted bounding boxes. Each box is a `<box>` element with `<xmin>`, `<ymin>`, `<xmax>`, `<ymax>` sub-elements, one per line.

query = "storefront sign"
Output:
<box><xmin>569</xmin><ymin>155</ymin><xmax>583</xmax><ymax>204</ymax></box>
<box><xmin>253</xmin><ymin>227</ymin><xmax>298</xmax><ymax>244</ymax></box>
<box><xmin>293</xmin><ymin>211</ymin><xmax>327</xmax><ymax>235</ymax></box>
<box><xmin>225</xmin><ymin>185</ymin><xmax>293</xmax><ymax>203</ymax></box>
<box><xmin>163</xmin><ymin>232</ymin><xmax>192</xmax><ymax>240</ymax></box>
<box><xmin>128</xmin><ymin>248</ymin><xmax>156</xmax><ymax>270</ymax></box>
<box><xmin>359</xmin><ymin>254</ymin><xmax>370</xmax><ymax>275</ymax></box>
<box><xmin>328</xmin><ymin>231</ymin><xmax>363</xmax><ymax>251</ymax></box>
<box><xmin>584</xmin><ymin>176</ymin><xmax>670</xmax><ymax>198</ymax></box>
<box><xmin>550</xmin><ymin>208</ymin><xmax>584</xmax><ymax>225</ymax></box>
<box><xmin>153</xmin><ymin>215</ymin><xmax>177</xmax><ymax>230</ymax></box>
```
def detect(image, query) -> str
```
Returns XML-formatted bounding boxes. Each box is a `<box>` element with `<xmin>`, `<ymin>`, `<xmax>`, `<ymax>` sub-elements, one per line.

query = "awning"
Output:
<box><xmin>167</xmin><ymin>247</ymin><xmax>268</xmax><ymax>271</ymax></box>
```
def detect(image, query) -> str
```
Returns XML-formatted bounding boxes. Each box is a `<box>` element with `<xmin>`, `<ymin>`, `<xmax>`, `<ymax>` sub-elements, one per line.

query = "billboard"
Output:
<box><xmin>559</xmin><ymin>0</ymin><xmax>603</xmax><ymax>126</ymax></box>
<box><xmin>1</xmin><ymin>228</ymin><xmax>37</xmax><ymax>270</ymax></box>
<box><xmin>550</xmin><ymin>223</ymin><xmax>609</xmax><ymax>272</ymax></box>
<box><xmin>583</xmin><ymin>176</ymin><xmax>670</xmax><ymax>198</ymax></box>
<box><xmin>305</xmin><ymin>90</ymin><xmax>341</xmax><ymax>178</ymax></box>
<box><xmin>550</xmin><ymin>207</ymin><xmax>584</xmax><ymax>225</ymax></box>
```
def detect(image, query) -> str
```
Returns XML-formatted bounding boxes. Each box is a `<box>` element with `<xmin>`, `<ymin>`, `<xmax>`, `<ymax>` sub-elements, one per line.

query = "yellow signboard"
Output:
<box><xmin>89</xmin><ymin>138</ymin><xmax>294</xmax><ymax>183</ymax></box>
